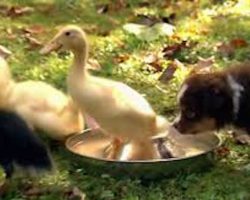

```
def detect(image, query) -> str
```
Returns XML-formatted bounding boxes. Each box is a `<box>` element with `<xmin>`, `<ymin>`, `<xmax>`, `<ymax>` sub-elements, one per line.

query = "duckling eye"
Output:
<box><xmin>65</xmin><ymin>31</ymin><xmax>71</xmax><ymax>36</ymax></box>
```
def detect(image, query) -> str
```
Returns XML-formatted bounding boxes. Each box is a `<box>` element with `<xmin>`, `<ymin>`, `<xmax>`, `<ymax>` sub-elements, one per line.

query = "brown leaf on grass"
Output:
<box><xmin>149</xmin><ymin>62</ymin><xmax>163</xmax><ymax>72</ymax></box>
<box><xmin>0</xmin><ymin>45</ymin><xmax>12</xmax><ymax>59</ymax></box>
<box><xmin>190</xmin><ymin>56</ymin><xmax>215</xmax><ymax>74</ymax></box>
<box><xmin>134</xmin><ymin>15</ymin><xmax>161</xmax><ymax>26</ymax></box>
<box><xmin>144</xmin><ymin>53</ymin><xmax>163</xmax><ymax>72</ymax></box>
<box><xmin>23</xmin><ymin>25</ymin><xmax>45</xmax><ymax>35</ymax></box>
<box><xmin>229</xmin><ymin>38</ymin><xmax>248</xmax><ymax>48</ymax></box>
<box><xmin>162</xmin><ymin>41</ymin><xmax>188</xmax><ymax>59</ymax></box>
<box><xmin>216</xmin><ymin>42</ymin><xmax>235</xmax><ymax>57</ymax></box>
<box><xmin>158</xmin><ymin>60</ymin><xmax>180</xmax><ymax>84</ymax></box>
<box><xmin>86</xmin><ymin>58</ymin><xmax>101</xmax><ymax>71</ymax></box>
<box><xmin>196</xmin><ymin>57</ymin><xmax>214</xmax><ymax>68</ymax></box>
<box><xmin>24</xmin><ymin>34</ymin><xmax>42</xmax><ymax>50</ymax></box>
<box><xmin>7</xmin><ymin>6</ymin><xmax>34</xmax><ymax>17</ymax></box>
<box><xmin>216</xmin><ymin>38</ymin><xmax>248</xmax><ymax>57</ymax></box>
<box><xmin>113</xmin><ymin>53</ymin><xmax>130</xmax><ymax>64</ymax></box>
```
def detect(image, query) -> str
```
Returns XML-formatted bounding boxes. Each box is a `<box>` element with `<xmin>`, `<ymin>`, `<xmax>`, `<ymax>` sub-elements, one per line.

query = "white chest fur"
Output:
<box><xmin>227</xmin><ymin>75</ymin><xmax>244</xmax><ymax>118</ymax></box>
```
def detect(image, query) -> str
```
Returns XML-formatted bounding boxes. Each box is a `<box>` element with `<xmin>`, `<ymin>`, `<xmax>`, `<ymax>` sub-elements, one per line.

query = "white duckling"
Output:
<box><xmin>0</xmin><ymin>45</ymin><xmax>84</xmax><ymax>140</ymax></box>
<box><xmin>8</xmin><ymin>81</ymin><xmax>84</xmax><ymax>140</ymax></box>
<box><xmin>41</xmin><ymin>25</ymin><xmax>160</xmax><ymax>160</ymax></box>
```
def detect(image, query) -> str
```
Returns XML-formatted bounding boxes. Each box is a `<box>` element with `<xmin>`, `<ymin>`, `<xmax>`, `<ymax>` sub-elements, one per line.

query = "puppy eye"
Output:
<box><xmin>185</xmin><ymin>111</ymin><xmax>196</xmax><ymax>119</ymax></box>
<box><xmin>65</xmin><ymin>31</ymin><xmax>71</xmax><ymax>36</ymax></box>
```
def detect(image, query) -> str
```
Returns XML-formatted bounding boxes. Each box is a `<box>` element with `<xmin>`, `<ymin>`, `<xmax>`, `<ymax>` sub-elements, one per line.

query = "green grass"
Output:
<box><xmin>0</xmin><ymin>0</ymin><xmax>249</xmax><ymax>199</ymax></box>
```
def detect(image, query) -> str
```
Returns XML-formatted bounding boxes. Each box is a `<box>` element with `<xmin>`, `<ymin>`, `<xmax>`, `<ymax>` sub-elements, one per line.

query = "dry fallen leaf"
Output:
<box><xmin>24</xmin><ymin>34</ymin><xmax>43</xmax><ymax>50</ymax></box>
<box><xmin>216</xmin><ymin>38</ymin><xmax>248</xmax><ymax>57</ymax></box>
<box><xmin>113</xmin><ymin>53</ymin><xmax>130</xmax><ymax>64</ymax></box>
<box><xmin>134</xmin><ymin>14</ymin><xmax>161</xmax><ymax>26</ymax></box>
<box><xmin>0</xmin><ymin>45</ymin><xmax>12</xmax><ymax>59</ymax></box>
<box><xmin>230</xmin><ymin>38</ymin><xmax>248</xmax><ymax>48</ymax></box>
<box><xmin>86</xmin><ymin>58</ymin><xmax>101</xmax><ymax>71</ymax></box>
<box><xmin>216</xmin><ymin>42</ymin><xmax>234</xmax><ymax>57</ymax></box>
<box><xmin>196</xmin><ymin>56</ymin><xmax>214</xmax><ymax>68</ymax></box>
<box><xmin>158</xmin><ymin>60</ymin><xmax>179</xmax><ymax>84</ymax></box>
<box><xmin>190</xmin><ymin>56</ymin><xmax>215</xmax><ymax>74</ymax></box>
<box><xmin>144</xmin><ymin>53</ymin><xmax>163</xmax><ymax>72</ymax></box>
<box><xmin>23</xmin><ymin>25</ymin><xmax>45</xmax><ymax>35</ymax></box>
<box><xmin>162</xmin><ymin>41</ymin><xmax>187</xmax><ymax>59</ymax></box>
<box><xmin>7</xmin><ymin>6</ymin><xmax>34</xmax><ymax>17</ymax></box>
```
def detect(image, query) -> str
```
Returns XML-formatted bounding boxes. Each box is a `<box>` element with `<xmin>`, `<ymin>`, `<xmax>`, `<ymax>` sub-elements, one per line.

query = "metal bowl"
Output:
<box><xmin>65</xmin><ymin>128</ymin><xmax>221</xmax><ymax>179</ymax></box>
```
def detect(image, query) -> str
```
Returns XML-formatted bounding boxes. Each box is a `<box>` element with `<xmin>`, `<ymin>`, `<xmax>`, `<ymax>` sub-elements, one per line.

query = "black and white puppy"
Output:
<box><xmin>0</xmin><ymin>110</ymin><xmax>53</xmax><ymax>181</ymax></box>
<box><xmin>173</xmin><ymin>63</ymin><xmax>250</xmax><ymax>144</ymax></box>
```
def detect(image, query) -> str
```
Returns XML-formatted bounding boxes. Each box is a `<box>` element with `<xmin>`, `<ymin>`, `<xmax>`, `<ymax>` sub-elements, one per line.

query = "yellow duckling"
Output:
<box><xmin>41</xmin><ymin>25</ymin><xmax>161</xmax><ymax>160</ymax></box>
<box><xmin>0</xmin><ymin>45</ymin><xmax>84</xmax><ymax>140</ymax></box>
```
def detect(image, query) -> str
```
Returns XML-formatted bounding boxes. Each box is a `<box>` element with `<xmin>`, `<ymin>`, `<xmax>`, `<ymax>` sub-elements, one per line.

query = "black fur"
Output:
<box><xmin>174</xmin><ymin>63</ymin><xmax>250</xmax><ymax>134</ymax></box>
<box><xmin>0</xmin><ymin>110</ymin><xmax>52</xmax><ymax>178</ymax></box>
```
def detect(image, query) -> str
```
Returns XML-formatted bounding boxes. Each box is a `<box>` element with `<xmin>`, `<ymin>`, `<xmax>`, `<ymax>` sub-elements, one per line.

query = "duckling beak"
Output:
<box><xmin>40</xmin><ymin>40</ymin><xmax>62</xmax><ymax>55</ymax></box>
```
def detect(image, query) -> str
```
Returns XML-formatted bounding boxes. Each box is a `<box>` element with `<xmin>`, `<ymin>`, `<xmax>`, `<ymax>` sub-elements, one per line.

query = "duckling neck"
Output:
<box><xmin>67</xmin><ymin>46</ymin><xmax>90</xmax><ymax>94</ymax></box>
<box><xmin>68</xmin><ymin>44</ymin><xmax>91</xmax><ymax>87</ymax></box>
<box><xmin>72</xmin><ymin>47</ymin><xmax>88</xmax><ymax>76</ymax></box>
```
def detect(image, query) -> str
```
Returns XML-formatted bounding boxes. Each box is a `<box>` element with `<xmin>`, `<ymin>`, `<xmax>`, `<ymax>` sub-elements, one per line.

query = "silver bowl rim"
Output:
<box><xmin>65</xmin><ymin>128</ymin><xmax>222</xmax><ymax>164</ymax></box>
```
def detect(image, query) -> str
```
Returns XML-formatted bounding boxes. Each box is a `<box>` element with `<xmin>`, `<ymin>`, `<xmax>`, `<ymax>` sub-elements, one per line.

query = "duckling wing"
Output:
<box><xmin>112</xmin><ymin>82</ymin><xmax>154</xmax><ymax>114</ymax></box>
<box><xmin>9</xmin><ymin>81</ymin><xmax>69</xmax><ymax>114</ymax></box>
<box><xmin>84</xmin><ymin>77</ymin><xmax>155</xmax><ymax>116</ymax></box>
